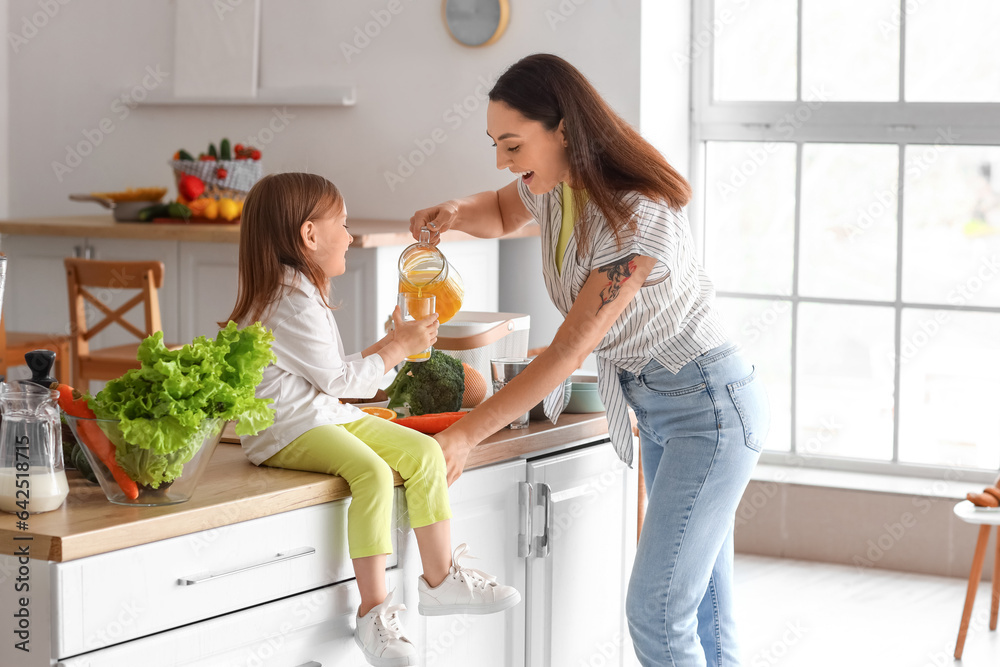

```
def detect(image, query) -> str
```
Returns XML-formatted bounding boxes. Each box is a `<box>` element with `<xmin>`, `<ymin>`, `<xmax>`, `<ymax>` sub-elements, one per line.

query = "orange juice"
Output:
<box><xmin>398</xmin><ymin>270</ymin><xmax>464</xmax><ymax>324</ymax></box>
<box><xmin>398</xmin><ymin>292</ymin><xmax>436</xmax><ymax>362</ymax></box>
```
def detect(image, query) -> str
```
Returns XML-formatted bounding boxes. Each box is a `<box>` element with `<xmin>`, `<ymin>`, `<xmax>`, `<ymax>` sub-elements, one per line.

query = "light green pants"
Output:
<box><xmin>262</xmin><ymin>415</ymin><xmax>452</xmax><ymax>559</ymax></box>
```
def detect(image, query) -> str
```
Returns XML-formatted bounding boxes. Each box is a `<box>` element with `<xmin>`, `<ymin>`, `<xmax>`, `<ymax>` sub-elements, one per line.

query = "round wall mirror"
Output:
<box><xmin>443</xmin><ymin>0</ymin><xmax>510</xmax><ymax>47</ymax></box>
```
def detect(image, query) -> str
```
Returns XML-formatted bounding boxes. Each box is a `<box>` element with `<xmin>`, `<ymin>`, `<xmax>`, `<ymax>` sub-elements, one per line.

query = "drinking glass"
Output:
<box><xmin>398</xmin><ymin>293</ymin><xmax>435</xmax><ymax>362</ymax></box>
<box><xmin>490</xmin><ymin>357</ymin><xmax>532</xmax><ymax>429</ymax></box>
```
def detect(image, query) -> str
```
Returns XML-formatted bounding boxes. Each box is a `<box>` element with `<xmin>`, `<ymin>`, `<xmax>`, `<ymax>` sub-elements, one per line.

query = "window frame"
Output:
<box><xmin>689</xmin><ymin>0</ymin><xmax>1000</xmax><ymax>482</ymax></box>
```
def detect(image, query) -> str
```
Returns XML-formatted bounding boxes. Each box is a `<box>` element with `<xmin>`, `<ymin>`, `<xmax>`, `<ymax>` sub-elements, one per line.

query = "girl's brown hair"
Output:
<box><xmin>489</xmin><ymin>53</ymin><xmax>691</xmax><ymax>256</ymax></box>
<box><xmin>222</xmin><ymin>172</ymin><xmax>342</xmax><ymax>326</ymax></box>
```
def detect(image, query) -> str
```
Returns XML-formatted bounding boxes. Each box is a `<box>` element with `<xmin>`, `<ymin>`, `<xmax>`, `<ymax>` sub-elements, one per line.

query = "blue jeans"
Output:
<box><xmin>622</xmin><ymin>342</ymin><xmax>768</xmax><ymax>667</ymax></box>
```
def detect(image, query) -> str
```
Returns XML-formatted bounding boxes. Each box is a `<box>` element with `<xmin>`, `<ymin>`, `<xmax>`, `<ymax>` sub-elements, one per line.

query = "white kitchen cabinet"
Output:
<box><xmin>399</xmin><ymin>458</ymin><xmax>528</xmax><ymax>667</ymax></box>
<box><xmin>178</xmin><ymin>240</ymin><xmax>240</xmax><ymax>340</ymax></box>
<box><xmin>0</xmin><ymin>490</ymin><xmax>405</xmax><ymax>666</ymax></box>
<box><xmin>398</xmin><ymin>441</ymin><xmax>639</xmax><ymax>667</ymax></box>
<box><xmin>55</xmin><ymin>571</ymin><xmax>403</xmax><ymax>667</ymax></box>
<box><xmin>526</xmin><ymin>445</ymin><xmax>640</xmax><ymax>667</ymax></box>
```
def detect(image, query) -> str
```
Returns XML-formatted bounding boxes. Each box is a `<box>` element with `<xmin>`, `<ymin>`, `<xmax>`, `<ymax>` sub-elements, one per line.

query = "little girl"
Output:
<box><xmin>224</xmin><ymin>172</ymin><xmax>520</xmax><ymax>666</ymax></box>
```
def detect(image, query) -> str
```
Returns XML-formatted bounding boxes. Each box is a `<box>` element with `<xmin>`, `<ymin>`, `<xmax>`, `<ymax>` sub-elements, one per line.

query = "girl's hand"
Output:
<box><xmin>410</xmin><ymin>200</ymin><xmax>459</xmax><ymax>244</ymax></box>
<box><xmin>391</xmin><ymin>305</ymin><xmax>438</xmax><ymax>357</ymax></box>
<box><xmin>434</xmin><ymin>427</ymin><xmax>473</xmax><ymax>485</ymax></box>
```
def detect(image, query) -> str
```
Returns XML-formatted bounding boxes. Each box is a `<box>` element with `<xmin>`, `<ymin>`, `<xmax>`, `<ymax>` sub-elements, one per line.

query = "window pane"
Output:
<box><xmin>797</xmin><ymin>303</ymin><xmax>895</xmax><ymax>460</ymax></box>
<box><xmin>713</xmin><ymin>0</ymin><xmax>797</xmax><ymax>101</ymax></box>
<box><xmin>704</xmin><ymin>142</ymin><xmax>796</xmax><ymax>295</ymax></box>
<box><xmin>906</xmin><ymin>0</ymin><xmax>1000</xmax><ymax>102</ymax></box>
<box><xmin>799</xmin><ymin>143</ymin><xmax>898</xmax><ymax>300</ymax></box>
<box><xmin>802</xmin><ymin>0</ymin><xmax>899</xmax><ymax>101</ymax></box>
<box><xmin>899</xmin><ymin>309</ymin><xmax>1000</xmax><ymax>470</ymax></box>
<box><xmin>717</xmin><ymin>297</ymin><xmax>792</xmax><ymax>452</ymax></box>
<box><xmin>902</xmin><ymin>145</ymin><xmax>1000</xmax><ymax>307</ymax></box>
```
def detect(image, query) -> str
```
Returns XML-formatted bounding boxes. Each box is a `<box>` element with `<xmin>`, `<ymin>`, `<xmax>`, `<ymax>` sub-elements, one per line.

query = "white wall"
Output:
<box><xmin>7</xmin><ymin>0</ymin><xmax>641</xmax><ymax>219</ymax></box>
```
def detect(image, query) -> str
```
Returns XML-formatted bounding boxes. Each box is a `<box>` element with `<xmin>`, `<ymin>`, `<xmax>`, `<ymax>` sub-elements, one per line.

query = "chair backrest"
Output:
<box><xmin>64</xmin><ymin>258</ymin><xmax>166</xmax><ymax>357</ymax></box>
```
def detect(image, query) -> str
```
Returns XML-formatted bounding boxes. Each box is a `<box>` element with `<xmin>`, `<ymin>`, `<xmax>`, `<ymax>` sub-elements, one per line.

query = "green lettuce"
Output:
<box><xmin>89</xmin><ymin>321</ymin><xmax>277</xmax><ymax>488</ymax></box>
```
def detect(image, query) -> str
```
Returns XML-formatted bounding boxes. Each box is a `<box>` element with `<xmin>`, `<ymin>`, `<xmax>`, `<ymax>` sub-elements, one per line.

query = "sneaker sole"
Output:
<box><xmin>418</xmin><ymin>590</ymin><xmax>522</xmax><ymax>616</ymax></box>
<box><xmin>353</xmin><ymin>633</ymin><xmax>418</xmax><ymax>667</ymax></box>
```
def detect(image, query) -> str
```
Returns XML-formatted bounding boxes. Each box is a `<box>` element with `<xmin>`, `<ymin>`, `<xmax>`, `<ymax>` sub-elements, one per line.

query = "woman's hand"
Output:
<box><xmin>434</xmin><ymin>426</ymin><xmax>473</xmax><ymax>485</ymax></box>
<box><xmin>391</xmin><ymin>305</ymin><xmax>438</xmax><ymax>358</ymax></box>
<box><xmin>410</xmin><ymin>200</ymin><xmax>460</xmax><ymax>244</ymax></box>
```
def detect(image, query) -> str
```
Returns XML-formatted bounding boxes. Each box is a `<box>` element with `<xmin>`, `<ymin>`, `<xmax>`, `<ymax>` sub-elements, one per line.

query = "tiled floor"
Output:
<box><xmin>735</xmin><ymin>554</ymin><xmax>1000</xmax><ymax>666</ymax></box>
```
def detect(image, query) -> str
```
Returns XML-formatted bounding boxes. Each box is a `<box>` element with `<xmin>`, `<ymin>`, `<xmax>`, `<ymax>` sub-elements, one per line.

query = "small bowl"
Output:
<box><xmin>342</xmin><ymin>388</ymin><xmax>390</xmax><ymax>409</ymax></box>
<box><xmin>564</xmin><ymin>380</ymin><xmax>604</xmax><ymax>413</ymax></box>
<box><xmin>63</xmin><ymin>415</ymin><xmax>224</xmax><ymax>506</ymax></box>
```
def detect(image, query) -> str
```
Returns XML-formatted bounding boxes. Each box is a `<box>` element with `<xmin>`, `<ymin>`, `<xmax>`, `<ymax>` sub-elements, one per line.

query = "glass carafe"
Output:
<box><xmin>397</xmin><ymin>228</ymin><xmax>464</xmax><ymax>324</ymax></box>
<box><xmin>0</xmin><ymin>352</ymin><xmax>68</xmax><ymax>514</ymax></box>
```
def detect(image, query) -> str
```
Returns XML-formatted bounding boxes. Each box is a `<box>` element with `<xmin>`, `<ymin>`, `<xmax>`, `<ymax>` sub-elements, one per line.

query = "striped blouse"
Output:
<box><xmin>517</xmin><ymin>177</ymin><xmax>728</xmax><ymax>466</ymax></box>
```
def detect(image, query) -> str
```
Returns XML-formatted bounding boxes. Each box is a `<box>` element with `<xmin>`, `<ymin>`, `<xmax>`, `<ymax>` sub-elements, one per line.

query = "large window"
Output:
<box><xmin>692</xmin><ymin>0</ymin><xmax>1000</xmax><ymax>480</ymax></box>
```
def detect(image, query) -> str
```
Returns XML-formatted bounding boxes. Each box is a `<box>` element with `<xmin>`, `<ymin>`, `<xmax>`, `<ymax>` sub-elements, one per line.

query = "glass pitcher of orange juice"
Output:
<box><xmin>398</xmin><ymin>228</ymin><xmax>464</xmax><ymax>324</ymax></box>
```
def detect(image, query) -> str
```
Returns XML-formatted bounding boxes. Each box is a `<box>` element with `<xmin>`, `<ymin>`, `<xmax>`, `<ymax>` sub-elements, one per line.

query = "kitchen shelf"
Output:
<box><xmin>138</xmin><ymin>85</ymin><xmax>357</xmax><ymax>107</ymax></box>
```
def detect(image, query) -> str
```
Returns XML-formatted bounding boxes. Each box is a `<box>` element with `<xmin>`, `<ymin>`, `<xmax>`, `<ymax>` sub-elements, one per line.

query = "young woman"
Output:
<box><xmin>410</xmin><ymin>55</ymin><xmax>769</xmax><ymax>666</ymax></box>
<box><xmin>225</xmin><ymin>172</ymin><xmax>520</xmax><ymax>667</ymax></box>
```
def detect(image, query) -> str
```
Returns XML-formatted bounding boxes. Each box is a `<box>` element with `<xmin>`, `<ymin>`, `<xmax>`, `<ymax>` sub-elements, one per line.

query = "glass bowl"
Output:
<box><xmin>63</xmin><ymin>415</ymin><xmax>225</xmax><ymax>506</ymax></box>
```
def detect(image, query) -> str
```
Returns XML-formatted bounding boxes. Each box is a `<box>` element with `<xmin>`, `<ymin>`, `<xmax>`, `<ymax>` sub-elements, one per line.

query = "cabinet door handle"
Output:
<box><xmin>518</xmin><ymin>481</ymin><xmax>533</xmax><ymax>558</ymax></box>
<box><xmin>176</xmin><ymin>546</ymin><xmax>316</xmax><ymax>586</ymax></box>
<box><xmin>534</xmin><ymin>483</ymin><xmax>552</xmax><ymax>558</ymax></box>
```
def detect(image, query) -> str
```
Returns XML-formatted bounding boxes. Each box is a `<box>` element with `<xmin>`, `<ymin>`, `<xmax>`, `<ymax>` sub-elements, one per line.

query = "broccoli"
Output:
<box><xmin>385</xmin><ymin>350</ymin><xmax>465</xmax><ymax>416</ymax></box>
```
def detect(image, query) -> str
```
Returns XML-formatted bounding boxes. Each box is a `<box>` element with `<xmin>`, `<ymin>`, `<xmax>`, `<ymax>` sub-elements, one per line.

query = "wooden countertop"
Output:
<box><xmin>0</xmin><ymin>215</ymin><xmax>540</xmax><ymax>246</ymax></box>
<box><xmin>0</xmin><ymin>413</ymin><xmax>608</xmax><ymax>562</ymax></box>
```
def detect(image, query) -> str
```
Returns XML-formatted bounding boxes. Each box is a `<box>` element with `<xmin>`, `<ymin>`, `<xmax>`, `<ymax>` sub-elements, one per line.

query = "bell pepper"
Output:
<box><xmin>178</xmin><ymin>174</ymin><xmax>204</xmax><ymax>200</ymax></box>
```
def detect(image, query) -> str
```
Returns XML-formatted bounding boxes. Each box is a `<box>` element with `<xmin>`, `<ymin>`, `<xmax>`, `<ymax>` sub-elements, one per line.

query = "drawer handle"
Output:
<box><xmin>176</xmin><ymin>546</ymin><xmax>316</xmax><ymax>586</ymax></box>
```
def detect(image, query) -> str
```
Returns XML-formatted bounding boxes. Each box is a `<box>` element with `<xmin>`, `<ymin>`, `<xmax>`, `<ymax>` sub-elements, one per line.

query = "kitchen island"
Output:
<box><xmin>0</xmin><ymin>413</ymin><xmax>640</xmax><ymax>667</ymax></box>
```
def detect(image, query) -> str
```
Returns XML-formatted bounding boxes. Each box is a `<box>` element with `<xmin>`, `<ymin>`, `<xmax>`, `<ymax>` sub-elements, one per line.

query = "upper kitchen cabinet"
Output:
<box><xmin>139</xmin><ymin>0</ymin><xmax>355</xmax><ymax>108</ymax></box>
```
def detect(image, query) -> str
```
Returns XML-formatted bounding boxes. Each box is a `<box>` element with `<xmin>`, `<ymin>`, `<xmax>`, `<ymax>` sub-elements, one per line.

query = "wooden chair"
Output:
<box><xmin>64</xmin><ymin>258</ymin><xmax>170</xmax><ymax>391</ymax></box>
<box><xmin>0</xmin><ymin>315</ymin><xmax>72</xmax><ymax>385</ymax></box>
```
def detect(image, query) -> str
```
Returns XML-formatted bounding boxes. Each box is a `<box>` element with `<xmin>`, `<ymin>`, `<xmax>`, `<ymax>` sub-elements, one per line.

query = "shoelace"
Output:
<box><xmin>450</xmin><ymin>543</ymin><xmax>499</xmax><ymax>592</ymax></box>
<box><xmin>374</xmin><ymin>604</ymin><xmax>407</xmax><ymax>641</ymax></box>
<box><xmin>368</xmin><ymin>591</ymin><xmax>409</xmax><ymax>645</ymax></box>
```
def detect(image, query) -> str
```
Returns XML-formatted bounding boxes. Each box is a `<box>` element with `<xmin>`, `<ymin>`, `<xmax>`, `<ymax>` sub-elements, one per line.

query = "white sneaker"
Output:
<box><xmin>354</xmin><ymin>590</ymin><xmax>418</xmax><ymax>667</ymax></box>
<box><xmin>417</xmin><ymin>543</ymin><xmax>522</xmax><ymax>616</ymax></box>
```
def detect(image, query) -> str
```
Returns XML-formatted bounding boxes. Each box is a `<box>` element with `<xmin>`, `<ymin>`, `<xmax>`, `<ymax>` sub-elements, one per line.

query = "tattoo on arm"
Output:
<box><xmin>596</xmin><ymin>253</ymin><xmax>639</xmax><ymax>314</ymax></box>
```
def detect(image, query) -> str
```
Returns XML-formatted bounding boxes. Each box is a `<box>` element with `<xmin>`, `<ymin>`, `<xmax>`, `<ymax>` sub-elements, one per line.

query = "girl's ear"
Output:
<box><xmin>300</xmin><ymin>220</ymin><xmax>317</xmax><ymax>250</ymax></box>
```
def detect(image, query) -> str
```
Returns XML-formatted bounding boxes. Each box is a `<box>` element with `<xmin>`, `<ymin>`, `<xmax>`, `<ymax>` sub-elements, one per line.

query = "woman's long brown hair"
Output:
<box><xmin>222</xmin><ymin>172</ymin><xmax>342</xmax><ymax>327</ymax></box>
<box><xmin>489</xmin><ymin>53</ymin><xmax>691</xmax><ymax>257</ymax></box>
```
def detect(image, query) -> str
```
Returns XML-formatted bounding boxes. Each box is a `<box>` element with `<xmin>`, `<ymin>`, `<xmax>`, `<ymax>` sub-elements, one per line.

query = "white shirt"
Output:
<box><xmin>239</xmin><ymin>268</ymin><xmax>385</xmax><ymax>465</ymax></box>
<box><xmin>519</xmin><ymin>178</ymin><xmax>728</xmax><ymax>466</ymax></box>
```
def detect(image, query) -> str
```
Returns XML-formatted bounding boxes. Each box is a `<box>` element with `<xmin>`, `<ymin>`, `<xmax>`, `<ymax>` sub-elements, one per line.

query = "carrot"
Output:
<box><xmin>53</xmin><ymin>384</ymin><xmax>140</xmax><ymax>500</ymax></box>
<box><xmin>393</xmin><ymin>411</ymin><xmax>467</xmax><ymax>435</ymax></box>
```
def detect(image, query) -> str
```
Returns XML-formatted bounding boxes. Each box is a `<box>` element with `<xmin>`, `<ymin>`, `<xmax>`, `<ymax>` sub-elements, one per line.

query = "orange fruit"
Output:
<box><xmin>360</xmin><ymin>406</ymin><xmax>397</xmax><ymax>421</ymax></box>
<box><xmin>462</xmin><ymin>362</ymin><xmax>487</xmax><ymax>408</ymax></box>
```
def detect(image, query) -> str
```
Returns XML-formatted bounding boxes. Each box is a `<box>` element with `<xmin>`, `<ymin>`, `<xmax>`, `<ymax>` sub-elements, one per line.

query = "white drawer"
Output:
<box><xmin>53</xmin><ymin>491</ymin><xmax>403</xmax><ymax>659</ymax></box>
<box><xmin>56</xmin><ymin>569</ymin><xmax>407</xmax><ymax>667</ymax></box>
